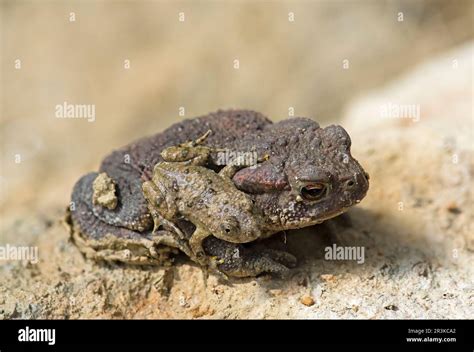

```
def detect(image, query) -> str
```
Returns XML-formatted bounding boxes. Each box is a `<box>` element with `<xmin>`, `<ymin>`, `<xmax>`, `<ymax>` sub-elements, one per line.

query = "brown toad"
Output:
<box><xmin>67</xmin><ymin>109</ymin><xmax>369</xmax><ymax>277</ymax></box>
<box><xmin>142</xmin><ymin>131</ymin><xmax>267</xmax><ymax>264</ymax></box>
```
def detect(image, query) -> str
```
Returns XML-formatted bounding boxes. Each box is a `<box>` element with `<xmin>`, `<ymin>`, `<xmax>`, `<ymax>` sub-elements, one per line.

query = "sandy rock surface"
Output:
<box><xmin>1</xmin><ymin>43</ymin><xmax>472</xmax><ymax>319</ymax></box>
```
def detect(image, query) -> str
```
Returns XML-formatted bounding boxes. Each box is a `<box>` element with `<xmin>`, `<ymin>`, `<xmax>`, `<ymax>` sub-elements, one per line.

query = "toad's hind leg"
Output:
<box><xmin>151</xmin><ymin>230</ymin><xmax>193</xmax><ymax>259</ymax></box>
<box><xmin>161</xmin><ymin>130</ymin><xmax>215</xmax><ymax>166</ymax></box>
<box><xmin>147</xmin><ymin>210</ymin><xmax>199</xmax><ymax>261</ymax></box>
<box><xmin>148</xmin><ymin>205</ymin><xmax>187</xmax><ymax>241</ymax></box>
<box><xmin>191</xmin><ymin>129</ymin><xmax>212</xmax><ymax>146</ymax></box>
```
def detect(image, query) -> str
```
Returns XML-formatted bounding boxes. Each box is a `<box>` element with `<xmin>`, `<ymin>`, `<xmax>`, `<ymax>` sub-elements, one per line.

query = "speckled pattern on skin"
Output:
<box><xmin>142</xmin><ymin>134</ymin><xmax>270</xmax><ymax>266</ymax></box>
<box><xmin>67</xmin><ymin>109</ymin><xmax>369</xmax><ymax>277</ymax></box>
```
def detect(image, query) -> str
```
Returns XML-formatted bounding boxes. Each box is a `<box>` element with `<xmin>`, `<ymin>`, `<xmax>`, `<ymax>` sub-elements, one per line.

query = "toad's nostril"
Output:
<box><xmin>346</xmin><ymin>180</ymin><xmax>355</xmax><ymax>188</ymax></box>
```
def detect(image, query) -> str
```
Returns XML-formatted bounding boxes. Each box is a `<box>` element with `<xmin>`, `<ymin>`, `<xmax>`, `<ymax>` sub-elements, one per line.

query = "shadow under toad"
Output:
<box><xmin>235</xmin><ymin>206</ymin><xmax>439</xmax><ymax>290</ymax></box>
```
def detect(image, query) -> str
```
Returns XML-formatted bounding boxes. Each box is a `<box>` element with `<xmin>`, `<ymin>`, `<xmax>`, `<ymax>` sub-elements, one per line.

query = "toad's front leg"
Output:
<box><xmin>189</xmin><ymin>226</ymin><xmax>212</xmax><ymax>265</ymax></box>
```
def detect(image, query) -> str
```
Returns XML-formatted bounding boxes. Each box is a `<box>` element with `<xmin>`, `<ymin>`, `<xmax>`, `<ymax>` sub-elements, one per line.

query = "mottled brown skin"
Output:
<box><xmin>69</xmin><ymin>110</ymin><xmax>295</xmax><ymax>275</ymax></box>
<box><xmin>142</xmin><ymin>132</ymin><xmax>277</xmax><ymax>266</ymax></box>
<box><xmin>68</xmin><ymin>109</ymin><xmax>369</xmax><ymax>277</ymax></box>
<box><xmin>84</xmin><ymin>110</ymin><xmax>272</xmax><ymax>233</ymax></box>
<box><xmin>230</xmin><ymin>120</ymin><xmax>370</xmax><ymax>233</ymax></box>
<box><xmin>142</xmin><ymin>161</ymin><xmax>266</xmax><ymax>264</ymax></box>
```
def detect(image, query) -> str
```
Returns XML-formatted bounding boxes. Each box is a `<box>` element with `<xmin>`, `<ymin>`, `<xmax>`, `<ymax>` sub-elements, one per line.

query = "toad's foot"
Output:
<box><xmin>203</xmin><ymin>237</ymin><xmax>297</xmax><ymax>278</ymax></box>
<box><xmin>160</xmin><ymin>130</ymin><xmax>221</xmax><ymax>166</ymax></box>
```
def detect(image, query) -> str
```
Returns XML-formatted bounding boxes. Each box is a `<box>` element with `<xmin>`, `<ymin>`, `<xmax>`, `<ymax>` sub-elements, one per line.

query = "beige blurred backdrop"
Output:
<box><xmin>1</xmin><ymin>0</ymin><xmax>473</xmax><ymax>221</ymax></box>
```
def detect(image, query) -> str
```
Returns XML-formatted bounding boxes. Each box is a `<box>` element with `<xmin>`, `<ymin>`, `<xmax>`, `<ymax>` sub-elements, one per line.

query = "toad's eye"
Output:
<box><xmin>300</xmin><ymin>183</ymin><xmax>327</xmax><ymax>201</ymax></box>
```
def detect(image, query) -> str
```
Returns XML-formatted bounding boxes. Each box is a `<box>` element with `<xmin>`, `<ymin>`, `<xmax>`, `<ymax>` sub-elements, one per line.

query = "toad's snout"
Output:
<box><xmin>341</xmin><ymin>171</ymin><xmax>369</xmax><ymax>206</ymax></box>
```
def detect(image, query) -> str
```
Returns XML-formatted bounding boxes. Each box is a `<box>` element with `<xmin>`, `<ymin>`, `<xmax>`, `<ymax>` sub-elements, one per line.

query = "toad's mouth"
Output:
<box><xmin>314</xmin><ymin>207</ymin><xmax>349</xmax><ymax>223</ymax></box>
<box><xmin>279</xmin><ymin>207</ymin><xmax>350</xmax><ymax>230</ymax></box>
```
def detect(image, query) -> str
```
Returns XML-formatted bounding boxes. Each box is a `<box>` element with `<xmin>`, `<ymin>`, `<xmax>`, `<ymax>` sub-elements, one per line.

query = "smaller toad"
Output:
<box><xmin>142</xmin><ymin>131</ymin><xmax>269</xmax><ymax>264</ymax></box>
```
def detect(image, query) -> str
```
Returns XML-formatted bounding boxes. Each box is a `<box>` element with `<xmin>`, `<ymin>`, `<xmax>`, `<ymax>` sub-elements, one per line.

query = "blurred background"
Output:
<box><xmin>1</xmin><ymin>0</ymin><xmax>473</xmax><ymax>221</ymax></box>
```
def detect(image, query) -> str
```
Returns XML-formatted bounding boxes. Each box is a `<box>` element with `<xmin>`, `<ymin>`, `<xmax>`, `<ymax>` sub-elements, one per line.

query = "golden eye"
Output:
<box><xmin>300</xmin><ymin>183</ymin><xmax>327</xmax><ymax>201</ymax></box>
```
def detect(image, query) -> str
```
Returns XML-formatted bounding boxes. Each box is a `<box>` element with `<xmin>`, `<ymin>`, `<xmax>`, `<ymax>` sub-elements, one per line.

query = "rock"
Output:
<box><xmin>384</xmin><ymin>304</ymin><xmax>399</xmax><ymax>311</ymax></box>
<box><xmin>300</xmin><ymin>296</ymin><xmax>315</xmax><ymax>307</ymax></box>
<box><xmin>92</xmin><ymin>173</ymin><xmax>118</xmax><ymax>210</ymax></box>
